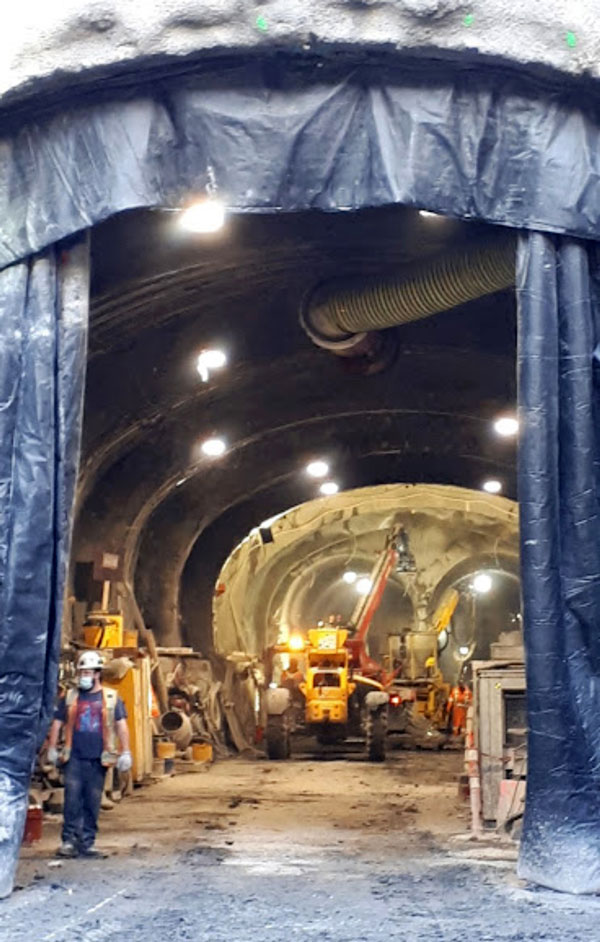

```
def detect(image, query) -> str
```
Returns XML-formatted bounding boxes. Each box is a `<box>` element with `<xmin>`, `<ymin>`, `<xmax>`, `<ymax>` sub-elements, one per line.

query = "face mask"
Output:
<box><xmin>78</xmin><ymin>675</ymin><xmax>94</xmax><ymax>691</ymax></box>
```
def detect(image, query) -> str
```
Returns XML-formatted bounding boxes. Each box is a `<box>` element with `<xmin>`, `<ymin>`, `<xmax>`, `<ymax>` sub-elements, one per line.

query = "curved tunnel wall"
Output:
<box><xmin>73</xmin><ymin>272</ymin><xmax>517</xmax><ymax>648</ymax></box>
<box><xmin>209</xmin><ymin>483</ymin><xmax>519</xmax><ymax>657</ymax></box>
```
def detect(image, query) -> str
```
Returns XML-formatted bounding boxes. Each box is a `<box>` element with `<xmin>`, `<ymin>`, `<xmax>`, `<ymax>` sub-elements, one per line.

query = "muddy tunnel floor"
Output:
<box><xmin>5</xmin><ymin>749</ymin><xmax>600</xmax><ymax>941</ymax></box>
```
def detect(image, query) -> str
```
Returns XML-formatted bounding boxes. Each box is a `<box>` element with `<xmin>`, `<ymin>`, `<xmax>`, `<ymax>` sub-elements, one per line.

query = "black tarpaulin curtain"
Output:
<box><xmin>517</xmin><ymin>234</ymin><xmax>600</xmax><ymax>893</ymax></box>
<box><xmin>0</xmin><ymin>239</ymin><xmax>88</xmax><ymax>898</ymax></box>
<box><xmin>1</xmin><ymin>59</ymin><xmax>600</xmax><ymax>895</ymax></box>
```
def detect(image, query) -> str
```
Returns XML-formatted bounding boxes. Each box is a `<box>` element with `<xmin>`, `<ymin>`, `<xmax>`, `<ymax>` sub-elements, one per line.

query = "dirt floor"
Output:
<box><xmin>4</xmin><ymin>745</ymin><xmax>600</xmax><ymax>941</ymax></box>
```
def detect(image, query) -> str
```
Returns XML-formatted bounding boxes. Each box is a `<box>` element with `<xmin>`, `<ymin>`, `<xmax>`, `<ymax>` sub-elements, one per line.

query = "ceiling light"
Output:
<box><xmin>343</xmin><ymin>571</ymin><xmax>357</xmax><ymax>585</ymax></box>
<box><xmin>482</xmin><ymin>480</ymin><xmax>502</xmax><ymax>494</ymax></box>
<box><xmin>200</xmin><ymin>437</ymin><xmax>227</xmax><ymax>458</ymax></box>
<box><xmin>473</xmin><ymin>573</ymin><xmax>493</xmax><ymax>594</ymax></box>
<box><xmin>319</xmin><ymin>481</ymin><xmax>339</xmax><ymax>496</ymax></box>
<box><xmin>356</xmin><ymin>577</ymin><xmax>373</xmax><ymax>596</ymax></box>
<box><xmin>306</xmin><ymin>460</ymin><xmax>329</xmax><ymax>478</ymax></box>
<box><xmin>458</xmin><ymin>645</ymin><xmax>470</xmax><ymax>657</ymax></box>
<box><xmin>197</xmin><ymin>348</ymin><xmax>227</xmax><ymax>382</ymax></box>
<box><xmin>419</xmin><ymin>210</ymin><xmax>441</xmax><ymax>218</ymax></box>
<box><xmin>494</xmin><ymin>416</ymin><xmax>519</xmax><ymax>437</ymax></box>
<box><xmin>180</xmin><ymin>199</ymin><xmax>226</xmax><ymax>234</ymax></box>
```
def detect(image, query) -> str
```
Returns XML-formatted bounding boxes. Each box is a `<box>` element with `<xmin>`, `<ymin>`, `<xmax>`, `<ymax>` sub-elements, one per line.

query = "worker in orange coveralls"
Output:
<box><xmin>446</xmin><ymin>683</ymin><xmax>472</xmax><ymax>736</ymax></box>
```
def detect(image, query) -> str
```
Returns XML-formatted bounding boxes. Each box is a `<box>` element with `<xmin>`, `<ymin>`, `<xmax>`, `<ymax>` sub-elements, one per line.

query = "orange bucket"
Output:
<box><xmin>156</xmin><ymin>740</ymin><xmax>176</xmax><ymax>759</ymax></box>
<box><xmin>192</xmin><ymin>743</ymin><xmax>213</xmax><ymax>763</ymax></box>
<box><xmin>23</xmin><ymin>807</ymin><xmax>43</xmax><ymax>845</ymax></box>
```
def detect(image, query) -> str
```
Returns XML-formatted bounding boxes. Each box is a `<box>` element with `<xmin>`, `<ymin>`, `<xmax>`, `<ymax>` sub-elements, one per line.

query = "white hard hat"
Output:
<box><xmin>77</xmin><ymin>650</ymin><xmax>104</xmax><ymax>671</ymax></box>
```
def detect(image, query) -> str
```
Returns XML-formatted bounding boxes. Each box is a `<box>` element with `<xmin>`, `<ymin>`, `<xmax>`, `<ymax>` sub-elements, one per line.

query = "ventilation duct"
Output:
<box><xmin>301</xmin><ymin>233</ymin><xmax>516</xmax><ymax>358</ymax></box>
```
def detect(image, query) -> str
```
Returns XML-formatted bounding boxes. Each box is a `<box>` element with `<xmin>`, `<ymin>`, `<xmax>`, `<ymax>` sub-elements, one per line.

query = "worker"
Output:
<box><xmin>281</xmin><ymin>657</ymin><xmax>304</xmax><ymax>689</ymax></box>
<box><xmin>46</xmin><ymin>650</ymin><xmax>132</xmax><ymax>859</ymax></box>
<box><xmin>446</xmin><ymin>682</ymin><xmax>472</xmax><ymax>736</ymax></box>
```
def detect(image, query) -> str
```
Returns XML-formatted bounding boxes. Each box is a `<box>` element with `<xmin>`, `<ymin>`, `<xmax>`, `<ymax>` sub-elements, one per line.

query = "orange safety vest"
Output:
<box><xmin>63</xmin><ymin>686</ymin><xmax>119</xmax><ymax>767</ymax></box>
<box><xmin>448</xmin><ymin>686</ymin><xmax>471</xmax><ymax>731</ymax></box>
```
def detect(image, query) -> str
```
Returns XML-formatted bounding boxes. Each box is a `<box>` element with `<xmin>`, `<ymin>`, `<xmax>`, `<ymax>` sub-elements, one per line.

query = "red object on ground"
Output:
<box><xmin>22</xmin><ymin>807</ymin><xmax>43</xmax><ymax>845</ymax></box>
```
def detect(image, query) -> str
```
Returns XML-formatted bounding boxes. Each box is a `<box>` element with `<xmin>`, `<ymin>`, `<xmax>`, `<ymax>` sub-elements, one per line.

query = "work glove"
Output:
<box><xmin>117</xmin><ymin>750</ymin><xmax>132</xmax><ymax>773</ymax></box>
<box><xmin>46</xmin><ymin>746</ymin><xmax>59</xmax><ymax>766</ymax></box>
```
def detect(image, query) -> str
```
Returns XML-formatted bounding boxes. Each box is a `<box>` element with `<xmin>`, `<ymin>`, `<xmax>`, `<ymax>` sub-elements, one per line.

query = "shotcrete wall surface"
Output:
<box><xmin>3</xmin><ymin>1</ymin><xmax>597</xmax><ymax>109</ymax></box>
<box><xmin>213</xmin><ymin>483</ymin><xmax>519</xmax><ymax>656</ymax></box>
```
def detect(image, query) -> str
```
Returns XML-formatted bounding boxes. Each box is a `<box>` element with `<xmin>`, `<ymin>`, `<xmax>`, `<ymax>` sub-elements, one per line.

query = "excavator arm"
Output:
<box><xmin>431</xmin><ymin>588</ymin><xmax>459</xmax><ymax>636</ymax></box>
<box><xmin>346</xmin><ymin>525</ymin><xmax>415</xmax><ymax>675</ymax></box>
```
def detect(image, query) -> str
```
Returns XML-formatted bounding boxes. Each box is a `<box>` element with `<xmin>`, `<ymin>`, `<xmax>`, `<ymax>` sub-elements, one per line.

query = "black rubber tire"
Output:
<box><xmin>366</xmin><ymin>711</ymin><xmax>386</xmax><ymax>763</ymax></box>
<box><xmin>266</xmin><ymin>715</ymin><xmax>291</xmax><ymax>760</ymax></box>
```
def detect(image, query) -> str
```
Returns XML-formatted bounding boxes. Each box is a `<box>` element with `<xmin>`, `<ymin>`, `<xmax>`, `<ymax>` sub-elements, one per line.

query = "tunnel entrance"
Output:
<box><xmin>73</xmin><ymin>206</ymin><xmax>517</xmax><ymax>658</ymax></box>
<box><xmin>57</xmin><ymin>203</ymin><xmax>521</xmax><ymax>888</ymax></box>
<box><xmin>3</xmin><ymin>46</ymin><xmax>600</xmax><ymax>906</ymax></box>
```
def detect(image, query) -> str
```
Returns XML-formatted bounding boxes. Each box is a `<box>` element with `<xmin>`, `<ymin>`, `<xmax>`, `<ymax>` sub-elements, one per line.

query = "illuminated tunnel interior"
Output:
<box><xmin>72</xmin><ymin>204</ymin><xmax>519</xmax><ymax>660</ymax></box>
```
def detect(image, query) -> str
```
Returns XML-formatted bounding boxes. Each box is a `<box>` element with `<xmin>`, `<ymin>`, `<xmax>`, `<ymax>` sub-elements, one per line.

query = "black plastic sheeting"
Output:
<box><xmin>1</xmin><ymin>58</ymin><xmax>600</xmax><ymax>894</ymax></box>
<box><xmin>3</xmin><ymin>61</ymin><xmax>600</xmax><ymax>268</ymax></box>
<box><xmin>517</xmin><ymin>233</ymin><xmax>600</xmax><ymax>893</ymax></box>
<box><xmin>0</xmin><ymin>238</ymin><xmax>88</xmax><ymax>897</ymax></box>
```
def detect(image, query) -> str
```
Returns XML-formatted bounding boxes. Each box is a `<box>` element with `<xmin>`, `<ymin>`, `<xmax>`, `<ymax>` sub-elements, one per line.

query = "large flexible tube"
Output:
<box><xmin>302</xmin><ymin>233</ymin><xmax>516</xmax><ymax>345</ymax></box>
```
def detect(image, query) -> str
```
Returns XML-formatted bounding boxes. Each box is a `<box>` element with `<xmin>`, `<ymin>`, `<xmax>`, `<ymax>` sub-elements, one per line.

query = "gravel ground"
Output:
<box><xmin>3</xmin><ymin>748</ymin><xmax>600</xmax><ymax>941</ymax></box>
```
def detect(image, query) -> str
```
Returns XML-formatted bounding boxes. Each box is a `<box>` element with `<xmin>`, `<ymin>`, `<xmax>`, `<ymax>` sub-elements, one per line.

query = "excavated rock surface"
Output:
<box><xmin>2</xmin><ymin>2</ymin><xmax>598</xmax><ymax>108</ymax></box>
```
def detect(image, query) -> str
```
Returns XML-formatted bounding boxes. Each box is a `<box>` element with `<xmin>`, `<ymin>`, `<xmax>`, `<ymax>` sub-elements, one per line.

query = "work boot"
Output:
<box><xmin>56</xmin><ymin>842</ymin><xmax>78</xmax><ymax>858</ymax></box>
<box><xmin>79</xmin><ymin>846</ymin><xmax>108</xmax><ymax>859</ymax></box>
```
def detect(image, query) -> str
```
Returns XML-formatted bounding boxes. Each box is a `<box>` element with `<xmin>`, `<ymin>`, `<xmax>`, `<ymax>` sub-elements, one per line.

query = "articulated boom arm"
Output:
<box><xmin>349</xmin><ymin>528</ymin><xmax>400</xmax><ymax>644</ymax></box>
<box><xmin>348</xmin><ymin>525</ymin><xmax>416</xmax><ymax>644</ymax></box>
<box><xmin>431</xmin><ymin>588</ymin><xmax>459</xmax><ymax>636</ymax></box>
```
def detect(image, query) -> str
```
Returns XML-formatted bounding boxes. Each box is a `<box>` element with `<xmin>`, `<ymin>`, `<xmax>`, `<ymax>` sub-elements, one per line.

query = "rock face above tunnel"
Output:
<box><xmin>2</xmin><ymin>1</ymin><xmax>597</xmax><ymax>107</ymax></box>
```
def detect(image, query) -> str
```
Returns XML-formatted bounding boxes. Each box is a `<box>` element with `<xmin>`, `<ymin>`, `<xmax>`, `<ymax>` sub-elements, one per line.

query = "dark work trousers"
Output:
<box><xmin>62</xmin><ymin>755</ymin><xmax>106</xmax><ymax>850</ymax></box>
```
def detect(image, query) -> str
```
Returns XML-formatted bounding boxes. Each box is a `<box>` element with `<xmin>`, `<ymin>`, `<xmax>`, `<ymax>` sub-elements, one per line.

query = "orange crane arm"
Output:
<box><xmin>346</xmin><ymin>526</ymin><xmax>415</xmax><ymax>674</ymax></box>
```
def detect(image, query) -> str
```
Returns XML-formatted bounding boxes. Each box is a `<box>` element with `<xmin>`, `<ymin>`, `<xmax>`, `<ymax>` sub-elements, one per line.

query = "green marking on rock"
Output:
<box><xmin>566</xmin><ymin>31</ymin><xmax>577</xmax><ymax>48</ymax></box>
<box><xmin>463</xmin><ymin>14</ymin><xmax>474</xmax><ymax>27</ymax></box>
<box><xmin>256</xmin><ymin>15</ymin><xmax>268</xmax><ymax>32</ymax></box>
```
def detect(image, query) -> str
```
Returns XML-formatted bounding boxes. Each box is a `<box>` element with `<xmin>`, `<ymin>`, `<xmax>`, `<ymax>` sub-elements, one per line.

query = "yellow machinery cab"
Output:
<box><xmin>300</xmin><ymin>628</ymin><xmax>356</xmax><ymax>726</ymax></box>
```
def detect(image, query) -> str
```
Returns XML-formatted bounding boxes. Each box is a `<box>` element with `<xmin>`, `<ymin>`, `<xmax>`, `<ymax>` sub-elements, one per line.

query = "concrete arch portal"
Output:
<box><xmin>1</xmin><ymin>0</ymin><xmax>600</xmax><ymax>909</ymax></box>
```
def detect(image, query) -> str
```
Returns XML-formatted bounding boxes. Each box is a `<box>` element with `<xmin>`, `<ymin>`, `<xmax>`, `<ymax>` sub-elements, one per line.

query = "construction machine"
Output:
<box><xmin>345</xmin><ymin>525</ymin><xmax>416</xmax><ymax>679</ymax></box>
<box><xmin>264</xmin><ymin>525</ymin><xmax>416</xmax><ymax>761</ymax></box>
<box><xmin>264</xmin><ymin>626</ymin><xmax>389</xmax><ymax>761</ymax></box>
<box><xmin>386</xmin><ymin>588</ymin><xmax>458</xmax><ymax>730</ymax></box>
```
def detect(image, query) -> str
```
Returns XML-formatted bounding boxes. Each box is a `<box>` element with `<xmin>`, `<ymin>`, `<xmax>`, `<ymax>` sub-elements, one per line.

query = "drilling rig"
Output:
<box><xmin>264</xmin><ymin>526</ymin><xmax>413</xmax><ymax>761</ymax></box>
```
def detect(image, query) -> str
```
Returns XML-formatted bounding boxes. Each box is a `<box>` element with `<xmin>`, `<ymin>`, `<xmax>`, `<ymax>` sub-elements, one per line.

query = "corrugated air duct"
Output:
<box><xmin>300</xmin><ymin>232</ymin><xmax>516</xmax><ymax>362</ymax></box>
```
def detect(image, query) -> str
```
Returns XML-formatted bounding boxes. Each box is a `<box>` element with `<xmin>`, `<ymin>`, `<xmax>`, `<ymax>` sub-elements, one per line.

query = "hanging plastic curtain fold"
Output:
<box><xmin>2</xmin><ymin>61</ymin><xmax>600</xmax><ymax>269</ymax></box>
<box><xmin>0</xmin><ymin>239</ymin><xmax>89</xmax><ymax>898</ymax></box>
<box><xmin>516</xmin><ymin>233</ymin><xmax>600</xmax><ymax>894</ymax></box>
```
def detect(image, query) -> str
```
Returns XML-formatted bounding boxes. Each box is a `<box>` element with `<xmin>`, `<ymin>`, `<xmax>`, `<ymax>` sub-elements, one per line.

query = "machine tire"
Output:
<box><xmin>366</xmin><ymin>711</ymin><xmax>386</xmax><ymax>763</ymax></box>
<box><xmin>265</xmin><ymin>715</ymin><xmax>291</xmax><ymax>760</ymax></box>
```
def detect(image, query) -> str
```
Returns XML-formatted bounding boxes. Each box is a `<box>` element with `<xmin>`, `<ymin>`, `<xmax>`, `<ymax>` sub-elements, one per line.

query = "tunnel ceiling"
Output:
<box><xmin>74</xmin><ymin>202</ymin><xmax>518</xmax><ymax>649</ymax></box>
